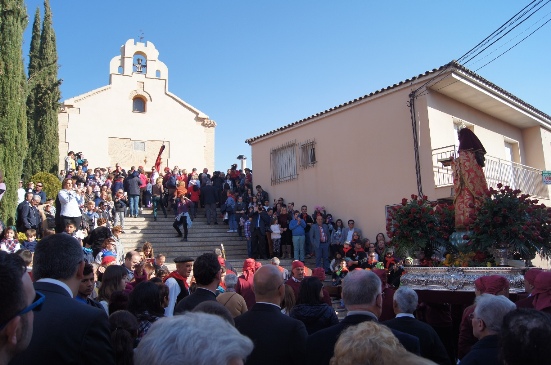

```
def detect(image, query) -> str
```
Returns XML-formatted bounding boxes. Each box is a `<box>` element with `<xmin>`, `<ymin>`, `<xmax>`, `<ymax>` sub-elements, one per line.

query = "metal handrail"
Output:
<box><xmin>432</xmin><ymin>146</ymin><xmax>549</xmax><ymax>198</ymax></box>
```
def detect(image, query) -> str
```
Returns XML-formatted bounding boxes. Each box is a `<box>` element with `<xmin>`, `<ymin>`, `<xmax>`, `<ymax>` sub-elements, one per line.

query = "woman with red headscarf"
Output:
<box><xmin>531</xmin><ymin>271</ymin><xmax>551</xmax><ymax>314</ymax></box>
<box><xmin>235</xmin><ymin>258</ymin><xmax>257</xmax><ymax>309</ymax></box>
<box><xmin>452</xmin><ymin>128</ymin><xmax>488</xmax><ymax>230</ymax></box>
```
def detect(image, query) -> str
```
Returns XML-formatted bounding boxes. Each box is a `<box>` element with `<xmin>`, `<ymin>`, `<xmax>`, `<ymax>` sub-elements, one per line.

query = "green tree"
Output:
<box><xmin>23</xmin><ymin>7</ymin><xmax>41</xmax><ymax>176</ymax></box>
<box><xmin>0</xmin><ymin>0</ymin><xmax>29</xmax><ymax>225</ymax></box>
<box><xmin>32</xmin><ymin>0</ymin><xmax>61</xmax><ymax>176</ymax></box>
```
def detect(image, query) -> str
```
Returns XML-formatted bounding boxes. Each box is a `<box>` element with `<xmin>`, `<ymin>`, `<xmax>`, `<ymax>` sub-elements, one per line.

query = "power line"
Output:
<box><xmin>457</xmin><ymin>0</ymin><xmax>541</xmax><ymax>64</ymax></box>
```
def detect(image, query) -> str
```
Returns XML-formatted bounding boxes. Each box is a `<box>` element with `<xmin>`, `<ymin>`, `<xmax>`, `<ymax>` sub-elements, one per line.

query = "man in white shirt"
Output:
<box><xmin>163</xmin><ymin>256</ymin><xmax>193</xmax><ymax>317</ymax></box>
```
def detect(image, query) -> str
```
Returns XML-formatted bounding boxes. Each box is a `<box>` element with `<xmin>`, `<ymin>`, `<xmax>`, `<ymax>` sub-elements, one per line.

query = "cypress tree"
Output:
<box><xmin>34</xmin><ymin>0</ymin><xmax>61</xmax><ymax>175</ymax></box>
<box><xmin>23</xmin><ymin>7</ymin><xmax>41</xmax><ymax>176</ymax></box>
<box><xmin>0</xmin><ymin>0</ymin><xmax>29</xmax><ymax>225</ymax></box>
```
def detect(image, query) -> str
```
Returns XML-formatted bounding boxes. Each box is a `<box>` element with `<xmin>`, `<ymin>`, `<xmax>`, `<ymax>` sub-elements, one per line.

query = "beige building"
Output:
<box><xmin>246</xmin><ymin>61</ymin><xmax>551</xmax><ymax>242</ymax></box>
<box><xmin>58</xmin><ymin>39</ymin><xmax>216</xmax><ymax>171</ymax></box>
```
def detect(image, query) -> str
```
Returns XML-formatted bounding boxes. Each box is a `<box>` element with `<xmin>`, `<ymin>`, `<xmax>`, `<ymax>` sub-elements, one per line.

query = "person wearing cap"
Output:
<box><xmin>163</xmin><ymin>256</ymin><xmax>194</xmax><ymax>317</ymax></box>
<box><xmin>515</xmin><ymin>268</ymin><xmax>543</xmax><ymax>309</ymax></box>
<box><xmin>174</xmin><ymin>253</ymin><xmax>221</xmax><ymax>314</ymax></box>
<box><xmin>457</xmin><ymin>275</ymin><xmax>509</xmax><ymax>360</ymax></box>
<box><xmin>285</xmin><ymin>260</ymin><xmax>306</xmax><ymax>301</ymax></box>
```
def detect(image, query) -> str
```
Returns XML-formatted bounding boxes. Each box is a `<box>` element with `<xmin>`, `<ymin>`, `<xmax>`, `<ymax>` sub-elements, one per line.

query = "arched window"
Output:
<box><xmin>133</xmin><ymin>97</ymin><xmax>146</xmax><ymax>113</ymax></box>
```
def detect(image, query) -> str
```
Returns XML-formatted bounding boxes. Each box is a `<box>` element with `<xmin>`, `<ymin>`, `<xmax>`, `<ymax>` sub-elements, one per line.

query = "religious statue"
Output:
<box><xmin>451</xmin><ymin>127</ymin><xmax>488</xmax><ymax>231</ymax></box>
<box><xmin>134</xmin><ymin>58</ymin><xmax>146</xmax><ymax>73</ymax></box>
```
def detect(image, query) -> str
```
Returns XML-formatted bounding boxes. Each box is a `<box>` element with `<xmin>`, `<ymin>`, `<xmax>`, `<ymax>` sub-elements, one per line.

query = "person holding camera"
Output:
<box><xmin>58</xmin><ymin>178</ymin><xmax>85</xmax><ymax>232</ymax></box>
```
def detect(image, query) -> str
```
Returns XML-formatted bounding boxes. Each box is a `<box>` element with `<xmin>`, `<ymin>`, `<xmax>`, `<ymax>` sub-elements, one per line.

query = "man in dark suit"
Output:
<box><xmin>306</xmin><ymin>270</ymin><xmax>420</xmax><ymax>365</ymax></box>
<box><xmin>10</xmin><ymin>234</ymin><xmax>115</xmax><ymax>365</ymax></box>
<box><xmin>310</xmin><ymin>215</ymin><xmax>330</xmax><ymax>273</ymax></box>
<box><xmin>16</xmin><ymin>192</ymin><xmax>35</xmax><ymax>233</ymax></box>
<box><xmin>384</xmin><ymin>286</ymin><xmax>451</xmax><ymax>365</ymax></box>
<box><xmin>201</xmin><ymin>180</ymin><xmax>218</xmax><ymax>224</ymax></box>
<box><xmin>174</xmin><ymin>253</ymin><xmax>221</xmax><ymax>313</ymax></box>
<box><xmin>235</xmin><ymin>265</ymin><xmax>308</xmax><ymax>365</ymax></box>
<box><xmin>249</xmin><ymin>204</ymin><xmax>271</xmax><ymax>259</ymax></box>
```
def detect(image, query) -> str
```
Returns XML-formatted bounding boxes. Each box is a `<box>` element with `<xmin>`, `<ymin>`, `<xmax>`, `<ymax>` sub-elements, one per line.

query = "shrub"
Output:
<box><xmin>29</xmin><ymin>172</ymin><xmax>61</xmax><ymax>200</ymax></box>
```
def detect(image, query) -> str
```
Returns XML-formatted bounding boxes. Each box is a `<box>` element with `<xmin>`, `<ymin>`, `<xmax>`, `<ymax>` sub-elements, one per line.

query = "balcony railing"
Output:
<box><xmin>432</xmin><ymin>145</ymin><xmax>549</xmax><ymax>199</ymax></box>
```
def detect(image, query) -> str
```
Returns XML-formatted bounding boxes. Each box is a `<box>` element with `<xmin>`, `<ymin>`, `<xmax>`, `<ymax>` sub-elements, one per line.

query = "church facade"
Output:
<box><xmin>58</xmin><ymin>39</ymin><xmax>216</xmax><ymax>171</ymax></box>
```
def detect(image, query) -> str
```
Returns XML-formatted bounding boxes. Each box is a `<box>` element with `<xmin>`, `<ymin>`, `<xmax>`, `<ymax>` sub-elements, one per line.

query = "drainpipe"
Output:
<box><xmin>409</xmin><ymin>90</ymin><xmax>424</xmax><ymax>198</ymax></box>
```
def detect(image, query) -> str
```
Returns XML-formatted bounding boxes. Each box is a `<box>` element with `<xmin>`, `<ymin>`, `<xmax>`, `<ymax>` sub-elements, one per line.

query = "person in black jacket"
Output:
<box><xmin>201</xmin><ymin>180</ymin><xmax>218</xmax><ymax>225</ymax></box>
<box><xmin>306</xmin><ymin>270</ymin><xmax>420</xmax><ymax>365</ymax></box>
<box><xmin>460</xmin><ymin>294</ymin><xmax>516</xmax><ymax>365</ymax></box>
<box><xmin>249</xmin><ymin>205</ymin><xmax>271</xmax><ymax>260</ymax></box>
<box><xmin>125</xmin><ymin>168</ymin><xmax>141</xmax><ymax>218</ymax></box>
<box><xmin>9</xmin><ymin>233</ymin><xmax>115</xmax><ymax>365</ymax></box>
<box><xmin>174</xmin><ymin>253</ymin><xmax>221</xmax><ymax>313</ymax></box>
<box><xmin>384</xmin><ymin>286</ymin><xmax>452</xmax><ymax>365</ymax></box>
<box><xmin>290</xmin><ymin>277</ymin><xmax>338</xmax><ymax>334</ymax></box>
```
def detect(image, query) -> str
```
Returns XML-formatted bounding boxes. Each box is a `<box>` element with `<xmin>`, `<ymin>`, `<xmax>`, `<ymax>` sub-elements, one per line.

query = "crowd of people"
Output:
<box><xmin>1</xmin><ymin>236</ymin><xmax>551</xmax><ymax>365</ymax></box>
<box><xmin>1</xmin><ymin>153</ymin><xmax>551</xmax><ymax>364</ymax></box>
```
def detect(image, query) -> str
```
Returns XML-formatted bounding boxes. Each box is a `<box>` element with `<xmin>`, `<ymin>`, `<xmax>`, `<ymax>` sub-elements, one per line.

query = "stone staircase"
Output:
<box><xmin>121</xmin><ymin>206</ymin><xmax>347</xmax><ymax>318</ymax></box>
<box><xmin>121</xmin><ymin>206</ymin><xmax>305</xmax><ymax>270</ymax></box>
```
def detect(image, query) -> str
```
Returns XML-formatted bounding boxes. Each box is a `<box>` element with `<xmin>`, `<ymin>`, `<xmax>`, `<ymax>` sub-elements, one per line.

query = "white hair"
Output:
<box><xmin>474</xmin><ymin>294</ymin><xmax>516</xmax><ymax>333</ymax></box>
<box><xmin>393</xmin><ymin>286</ymin><xmax>418</xmax><ymax>314</ymax></box>
<box><xmin>135</xmin><ymin>312</ymin><xmax>253</xmax><ymax>365</ymax></box>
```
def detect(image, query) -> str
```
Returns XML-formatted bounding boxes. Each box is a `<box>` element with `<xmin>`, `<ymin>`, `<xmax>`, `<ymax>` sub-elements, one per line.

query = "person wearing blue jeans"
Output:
<box><xmin>310</xmin><ymin>215</ymin><xmax>330</xmax><ymax>273</ymax></box>
<box><xmin>225</xmin><ymin>192</ymin><xmax>237</xmax><ymax>233</ymax></box>
<box><xmin>129</xmin><ymin>194</ymin><xmax>140</xmax><ymax>218</ymax></box>
<box><xmin>289</xmin><ymin>210</ymin><xmax>306</xmax><ymax>261</ymax></box>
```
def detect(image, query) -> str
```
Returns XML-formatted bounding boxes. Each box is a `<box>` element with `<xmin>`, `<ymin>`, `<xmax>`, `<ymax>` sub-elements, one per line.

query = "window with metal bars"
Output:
<box><xmin>299</xmin><ymin>139</ymin><xmax>317</xmax><ymax>169</ymax></box>
<box><xmin>270</xmin><ymin>141</ymin><xmax>297</xmax><ymax>185</ymax></box>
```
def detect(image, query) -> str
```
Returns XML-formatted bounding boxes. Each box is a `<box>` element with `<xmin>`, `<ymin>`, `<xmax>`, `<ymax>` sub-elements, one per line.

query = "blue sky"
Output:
<box><xmin>23</xmin><ymin>1</ymin><xmax>551</xmax><ymax>171</ymax></box>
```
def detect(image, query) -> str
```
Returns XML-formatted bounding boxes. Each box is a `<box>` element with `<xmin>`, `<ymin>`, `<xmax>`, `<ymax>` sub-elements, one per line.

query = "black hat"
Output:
<box><xmin>174</xmin><ymin>256</ymin><xmax>194</xmax><ymax>263</ymax></box>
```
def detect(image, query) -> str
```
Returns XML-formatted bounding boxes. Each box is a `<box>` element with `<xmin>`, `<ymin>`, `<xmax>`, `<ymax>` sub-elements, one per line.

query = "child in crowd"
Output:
<box><xmin>22</xmin><ymin>229</ymin><xmax>38</xmax><ymax>252</ymax></box>
<box><xmin>82</xmin><ymin>237</ymin><xmax>95</xmax><ymax>264</ymax></box>
<box><xmin>95</xmin><ymin>237</ymin><xmax>117</xmax><ymax>265</ymax></box>
<box><xmin>142</xmin><ymin>241</ymin><xmax>154</xmax><ymax>261</ymax></box>
<box><xmin>244</xmin><ymin>215</ymin><xmax>252</xmax><ymax>258</ymax></box>
<box><xmin>97</xmin><ymin>202</ymin><xmax>113</xmax><ymax>228</ymax></box>
<box><xmin>330</xmin><ymin>253</ymin><xmax>348</xmax><ymax>286</ymax></box>
<box><xmin>113</xmin><ymin>189</ymin><xmax>128</xmax><ymax>228</ymax></box>
<box><xmin>270</xmin><ymin>216</ymin><xmax>282</xmax><ymax>258</ymax></box>
<box><xmin>82</xmin><ymin>201</ymin><xmax>99</xmax><ymax>231</ymax></box>
<box><xmin>17</xmin><ymin>249</ymin><xmax>33</xmax><ymax>271</ymax></box>
<box><xmin>0</xmin><ymin>227</ymin><xmax>21</xmax><ymax>253</ymax></box>
<box><xmin>111</xmin><ymin>226</ymin><xmax>125</xmax><ymax>265</ymax></box>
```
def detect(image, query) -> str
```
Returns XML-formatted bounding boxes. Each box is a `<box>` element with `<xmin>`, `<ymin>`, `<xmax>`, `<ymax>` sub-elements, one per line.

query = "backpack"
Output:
<box><xmin>167</xmin><ymin>175</ymin><xmax>177</xmax><ymax>188</ymax></box>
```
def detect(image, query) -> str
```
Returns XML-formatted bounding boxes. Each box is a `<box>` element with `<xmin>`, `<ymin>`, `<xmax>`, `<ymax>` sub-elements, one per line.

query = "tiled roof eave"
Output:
<box><xmin>245</xmin><ymin>61</ymin><xmax>551</xmax><ymax>145</ymax></box>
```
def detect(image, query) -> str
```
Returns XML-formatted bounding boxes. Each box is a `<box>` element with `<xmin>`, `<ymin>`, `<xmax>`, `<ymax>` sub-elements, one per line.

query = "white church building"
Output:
<box><xmin>58</xmin><ymin>39</ymin><xmax>216</xmax><ymax>171</ymax></box>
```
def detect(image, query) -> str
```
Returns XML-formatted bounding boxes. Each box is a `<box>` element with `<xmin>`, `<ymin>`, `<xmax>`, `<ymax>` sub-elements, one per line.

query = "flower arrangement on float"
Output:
<box><xmin>465</xmin><ymin>184</ymin><xmax>551</xmax><ymax>265</ymax></box>
<box><xmin>389</xmin><ymin>185</ymin><xmax>551</xmax><ymax>267</ymax></box>
<box><xmin>386</xmin><ymin>194</ymin><xmax>455</xmax><ymax>262</ymax></box>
